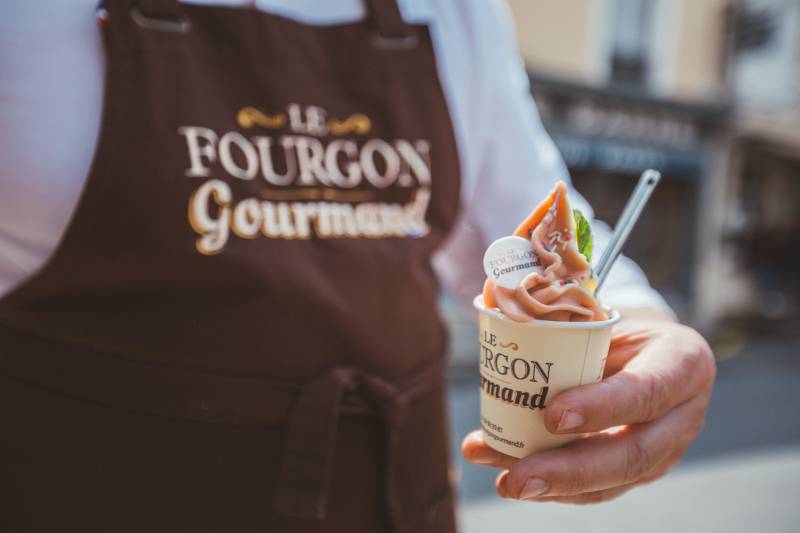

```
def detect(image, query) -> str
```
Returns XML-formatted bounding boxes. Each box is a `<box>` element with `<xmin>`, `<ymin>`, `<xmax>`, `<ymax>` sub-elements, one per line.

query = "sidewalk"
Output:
<box><xmin>456</xmin><ymin>446</ymin><xmax>800</xmax><ymax>533</ymax></box>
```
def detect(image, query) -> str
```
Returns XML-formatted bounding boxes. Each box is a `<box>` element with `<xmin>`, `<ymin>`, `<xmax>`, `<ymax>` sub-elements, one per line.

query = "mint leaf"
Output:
<box><xmin>573</xmin><ymin>208</ymin><xmax>593</xmax><ymax>262</ymax></box>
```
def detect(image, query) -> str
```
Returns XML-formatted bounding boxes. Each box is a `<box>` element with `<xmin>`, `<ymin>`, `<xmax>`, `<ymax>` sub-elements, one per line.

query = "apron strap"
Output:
<box><xmin>273</xmin><ymin>368</ymin><xmax>355</xmax><ymax>520</ymax></box>
<box><xmin>364</xmin><ymin>0</ymin><xmax>419</xmax><ymax>48</ymax></box>
<box><xmin>132</xmin><ymin>0</ymin><xmax>181</xmax><ymax>18</ymax></box>
<box><xmin>273</xmin><ymin>361</ymin><xmax>444</xmax><ymax>527</ymax></box>
<box><xmin>120</xmin><ymin>0</ymin><xmax>414</xmax><ymax>45</ymax></box>
<box><xmin>126</xmin><ymin>0</ymin><xmax>190</xmax><ymax>33</ymax></box>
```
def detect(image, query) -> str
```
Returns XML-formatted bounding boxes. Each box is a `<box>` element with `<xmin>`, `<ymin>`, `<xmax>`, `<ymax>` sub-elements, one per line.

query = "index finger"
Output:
<box><xmin>544</xmin><ymin>324</ymin><xmax>714</xmax><ymax>434</ymax></box>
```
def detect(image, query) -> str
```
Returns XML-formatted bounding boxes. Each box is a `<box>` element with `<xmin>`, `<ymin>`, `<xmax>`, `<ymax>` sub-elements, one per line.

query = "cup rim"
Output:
<box><xmin>473</xmin><ymin>295</ymin><xmax>621</xmax><ymax>329</ymax></box>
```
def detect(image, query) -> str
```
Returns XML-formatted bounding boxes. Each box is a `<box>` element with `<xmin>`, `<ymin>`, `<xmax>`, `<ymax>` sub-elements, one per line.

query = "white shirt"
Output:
<box><xmin>0</xmin><ymin>0</ymin><xmax>670</xmax><ymax>313</ymax></box>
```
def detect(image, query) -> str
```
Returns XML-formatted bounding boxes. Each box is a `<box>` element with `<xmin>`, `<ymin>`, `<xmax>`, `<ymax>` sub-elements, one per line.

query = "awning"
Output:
<box><xmin>549</xmin><ymin>131</ymin><xmax>707</xmax><ymax>178</ymax></box>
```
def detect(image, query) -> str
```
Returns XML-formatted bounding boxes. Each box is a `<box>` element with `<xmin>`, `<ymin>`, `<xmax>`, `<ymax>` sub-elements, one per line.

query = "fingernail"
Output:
<box><xmin>519</xmin><ymin>478</ymin><xmax>548</xmax><ymax>500</ymax></box>
<box><xmin>469</xmin><ymin>448</ymin><xmax>495</xmax><ymax>465</ymax></box>
<box><xmin>557</xmin><ymin>409</ymin><xmax>585</xmax><ymax>432</ymax></box>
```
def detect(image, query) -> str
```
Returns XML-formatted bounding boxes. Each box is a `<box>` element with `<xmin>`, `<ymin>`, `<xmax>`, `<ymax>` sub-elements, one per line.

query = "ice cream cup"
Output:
<box><xmin>473</xmin><ymin>295</ymin><xmax>621</xmax><ymax>458</ymax></box>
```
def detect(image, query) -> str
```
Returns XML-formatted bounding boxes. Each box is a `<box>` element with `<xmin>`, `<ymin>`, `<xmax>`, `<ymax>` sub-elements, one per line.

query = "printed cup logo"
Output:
<box><xmin>474</xmin><ymin>300</ymin><xmax>618</xmax><ymax>458</ymax></box>
<box><xmin>477</xmin><ymin>321</ymin><xmax>560</xmax><ymax>457</ymax></box>
<box><xmin>482</xmin><ymin>236</ymin><xmax>542</xmax><ymax>289</ymax></box>
<box><xmin>479</xmin><ymin>330</ymin><xmax>552</xmax><ymax>412</ymax></box>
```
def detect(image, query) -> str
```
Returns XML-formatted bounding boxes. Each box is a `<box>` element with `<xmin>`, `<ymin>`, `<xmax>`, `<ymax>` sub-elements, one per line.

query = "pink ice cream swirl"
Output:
<box><xmin>491</xmin><ymin>197</ymin><xmax>609</xmax><ymax>323</ymax></box>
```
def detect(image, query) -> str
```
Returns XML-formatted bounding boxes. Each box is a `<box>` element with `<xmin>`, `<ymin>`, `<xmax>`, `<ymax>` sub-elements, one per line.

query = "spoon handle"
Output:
<box><xmin>595</xmin><ymin>169</ymin><xmax>661</xmax><ymax>293</ymax></box>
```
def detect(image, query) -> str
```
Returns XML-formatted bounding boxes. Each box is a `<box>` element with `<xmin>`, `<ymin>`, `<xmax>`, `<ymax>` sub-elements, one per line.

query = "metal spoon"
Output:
<box><xmin>595</xmin><ymin>169</ymin><xmax>661</xmax><ymax>292</ymax></box>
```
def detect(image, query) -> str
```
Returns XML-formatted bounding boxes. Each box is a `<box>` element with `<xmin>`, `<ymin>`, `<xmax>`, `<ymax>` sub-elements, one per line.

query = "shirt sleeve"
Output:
<box><xmin>432</xmin><ymin>0</ymin><xmax>672</xmax><ymax>317</ymax></box>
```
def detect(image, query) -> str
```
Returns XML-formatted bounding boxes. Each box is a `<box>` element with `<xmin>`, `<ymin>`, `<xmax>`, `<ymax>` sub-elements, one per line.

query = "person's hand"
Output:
<box><xmin>461</xmin><ymin>313</ymin><xmax>716</xmax><ymax>504</ymax></box>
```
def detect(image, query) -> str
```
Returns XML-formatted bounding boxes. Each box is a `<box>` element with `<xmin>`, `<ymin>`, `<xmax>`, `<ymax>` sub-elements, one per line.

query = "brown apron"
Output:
<box><xmin>0</xmin><ymin>0</ymin><xmax>461</xmax><ymax>531</ymax></box>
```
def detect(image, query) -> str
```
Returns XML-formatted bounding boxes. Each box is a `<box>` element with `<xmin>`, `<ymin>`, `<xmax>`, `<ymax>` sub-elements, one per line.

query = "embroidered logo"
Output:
<box><xmin>179</xmin><ymin>104</ymin><xmax>432</xmax><ymax>255</ymax></box>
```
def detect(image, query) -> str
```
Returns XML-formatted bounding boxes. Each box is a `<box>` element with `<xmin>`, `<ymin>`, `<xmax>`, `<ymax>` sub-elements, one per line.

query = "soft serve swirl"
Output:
<box><xmin>482</xmin><ymin>182</ymin><xmax>608</xmax><ymax>322</ymax></box>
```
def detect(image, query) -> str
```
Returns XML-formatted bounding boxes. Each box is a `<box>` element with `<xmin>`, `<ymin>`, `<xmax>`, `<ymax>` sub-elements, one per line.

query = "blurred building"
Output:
<box><xmin>725</xmin><ymin>0</ymin><xmax>800</xmax><ymax>332</ymax></box>
<box><xmin>507</xmin><ymin>0</ymin><xmax>800</xmax><ymax>331</ymax></box>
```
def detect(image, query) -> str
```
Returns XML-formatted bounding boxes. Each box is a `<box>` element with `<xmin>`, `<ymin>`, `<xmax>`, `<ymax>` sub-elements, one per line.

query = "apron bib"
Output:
<box><xmin>0</xmin><ymin>0</ymin><xmax>461</xmax><ymax>531</ymax></box>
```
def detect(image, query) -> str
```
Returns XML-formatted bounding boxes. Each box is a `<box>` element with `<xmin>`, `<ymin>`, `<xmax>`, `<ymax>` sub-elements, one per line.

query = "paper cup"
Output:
<box><xmin>473</xmin><ymin>295</ymin><xmax>620</xmax><ymax>458</ymax></box>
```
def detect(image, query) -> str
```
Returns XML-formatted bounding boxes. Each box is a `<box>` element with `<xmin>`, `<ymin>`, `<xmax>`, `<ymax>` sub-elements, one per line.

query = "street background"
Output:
<box><xmin>443</xmin><ymin>1</ymin><xmax>800</xmax><ymax>531</ymax></box>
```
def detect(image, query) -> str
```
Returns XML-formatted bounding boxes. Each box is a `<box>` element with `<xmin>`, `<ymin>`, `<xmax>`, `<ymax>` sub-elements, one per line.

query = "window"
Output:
<box><xmin>607</xmin><ymin>0</ymin><xmax>655</xmax><ymax>86</ymax></box>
